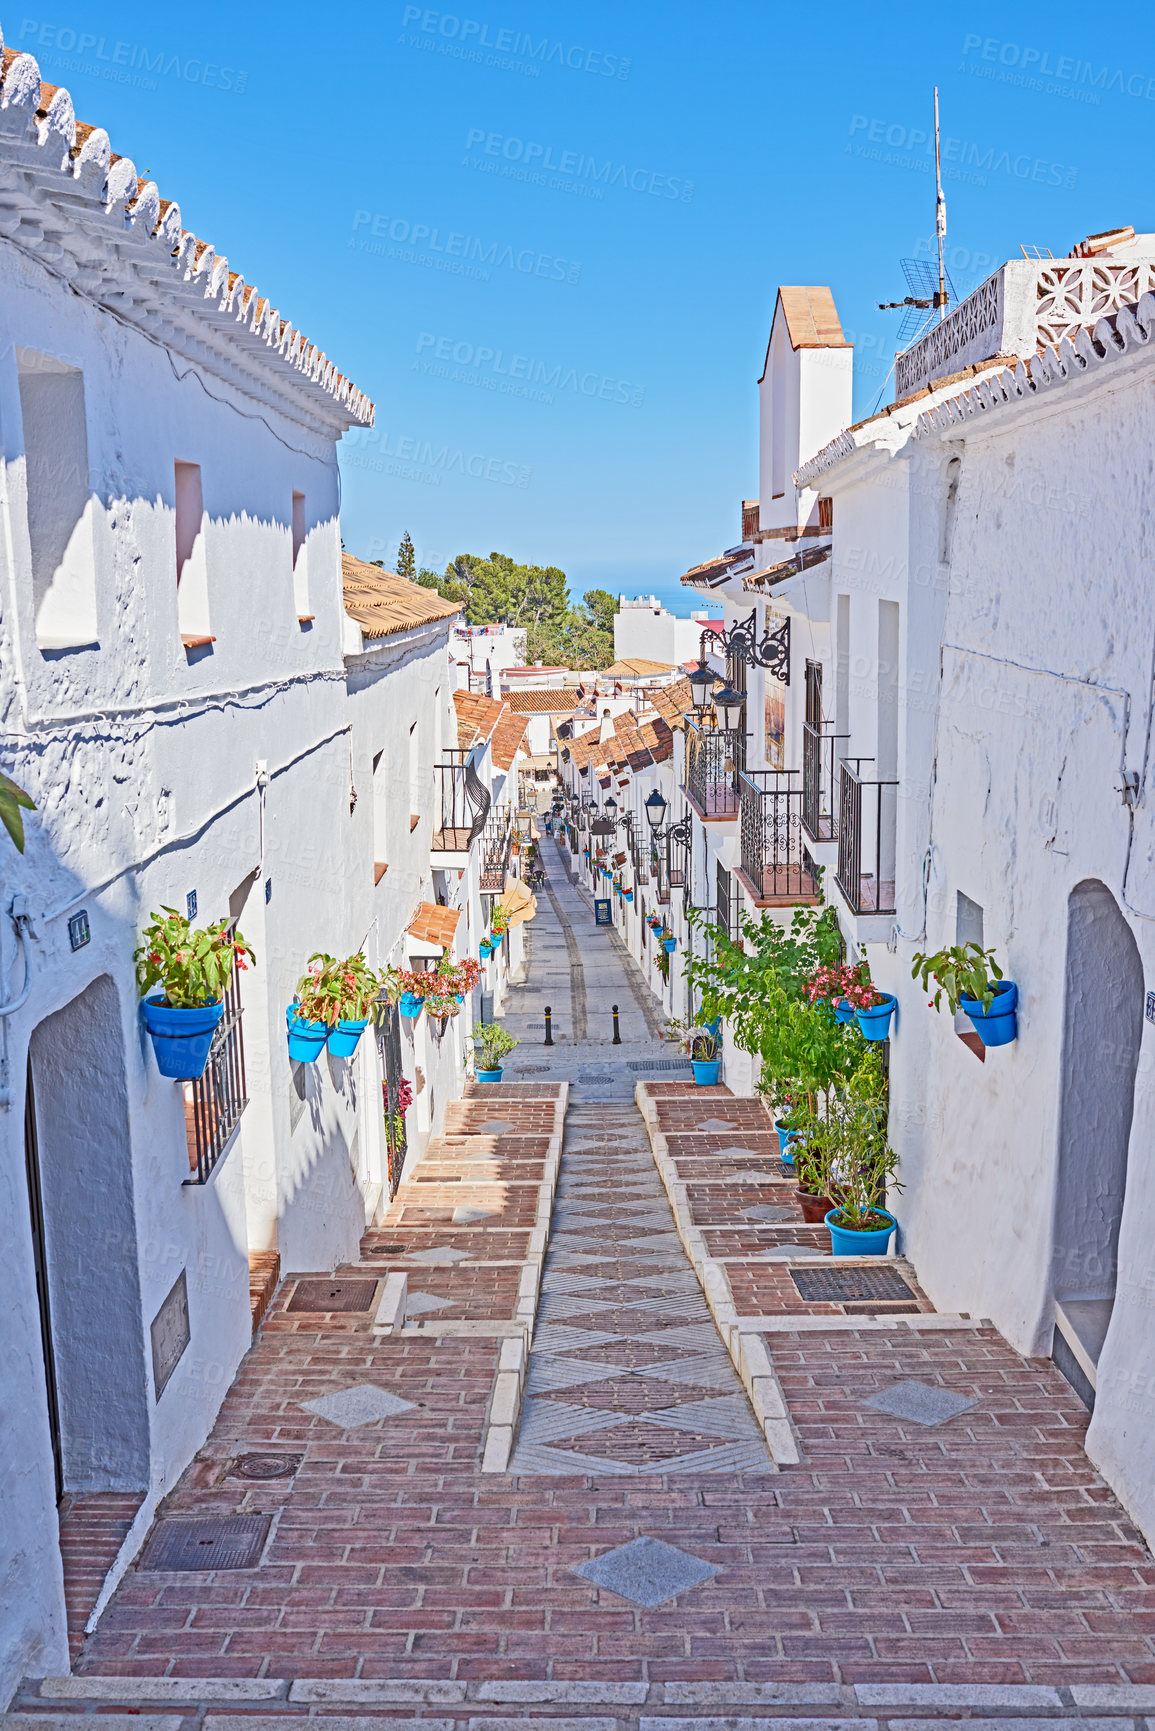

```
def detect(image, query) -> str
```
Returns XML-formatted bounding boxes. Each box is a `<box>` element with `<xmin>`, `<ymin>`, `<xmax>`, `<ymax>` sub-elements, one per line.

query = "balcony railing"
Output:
<box><xmin>184</xmin><ymin>950</ymin><xmax>247</xmax><ymax>1185</ymax></box>
<box><xmin>432</xmin><ymin>750</ymin><xmax>490</xmax><ymax>852</ymax></box>
<box><xmin>836</xmin><ymin>759</ymin><xmax>898</xmax><ymax>916</ymax></box>
<box><xmin>737</xmin><ymin>770</ymin><xmax>821</xmax><ymax>906</ymax></box>
<box><xmin>686</xmin><ymin>718</ymin><xmax>744</xmax><ymax>819</ymax></box>
<box><xmin>802</xmin><ymin>722</ymin><xmax>850</xmax><ymax>843</ymax></box>
<box><xmin>479</xmin><ymin>805</ymin><xmax>513</xmax><ymax>890</ymax></box>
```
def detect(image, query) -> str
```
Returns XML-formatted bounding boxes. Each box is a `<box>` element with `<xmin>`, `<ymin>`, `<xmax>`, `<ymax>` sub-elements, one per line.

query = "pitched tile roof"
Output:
<box><xmin>503</xmin><ymin>688</ymin><xmax>584</xmax><ymax>712</ymax></box>
<box><xmin>490</xmin><ymin>710</ymin><xmax>530</xmax><ymax>770</ymax></box>
<box><xmin>650</xmin><ymin>676</ymin><xmax>696</xmax><ymax>731</ymax></box>
<box><xmin>452</xmin><ymin>690</ymin><xmax>505</xmax><ymax>750</ymax></box>
<box><xmin>342</xmin><ymin>554</ymin><xmax>460</xmax><ymax>639</ymax></box>
<box><xmin>407</xmin><ymin>902</ymin><xmax>461</xmax><ymax>948</ymax></box>
<box><xmin>774</xmin><ymin>287</ymin><xmax>850</xmax><ymax>352</ymax></box>
<box><xmin>680</xmin><ymin>548</ymin><xmax>756</xmax><ymax>588</ymax></box>
<box><xmin>603</xmin><ymin>658</ymin><xmax>676</xmax><ymax>679</ymax></box>
<box><xmin>0</xmin><ymin>45</ymin><xmax>373</xmax><ymax>428</ymax></box>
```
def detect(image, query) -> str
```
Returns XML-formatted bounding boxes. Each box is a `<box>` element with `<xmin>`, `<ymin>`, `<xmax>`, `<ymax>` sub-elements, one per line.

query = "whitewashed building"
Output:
<box><xmin>0</xmin><ymin>39</ymin><xmax>492</xmax><ymax>1702</ymax></box>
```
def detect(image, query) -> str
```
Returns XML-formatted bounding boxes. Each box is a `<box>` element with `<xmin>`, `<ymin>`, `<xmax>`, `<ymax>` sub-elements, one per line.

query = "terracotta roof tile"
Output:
<box><xmin>452</xmin><ymin>689</ymin><xmax>505</xmax><ymax>751</ymax></box>
<box><xmin>503</xmin><ymin>688</ymin><xmax>584</xmax><ymax>712</ymax></box>
<box><xmin>491</xmin><ymin>710</ymin><xmax>530</xmax><ymax>770</ymax></box>
<box><xmin>776</xmin><ymin>286</ymin><xmax>849</xmax><ymax>352</ymax></box>
<box><xmin>650</xmin><ymin>677</ymin><xmax>695</xmax><ymax>731</ymax></box>
<box><xmin>603</xmin><ymin>658</ymin><xmax>676</xmax><ymax>678</ymax></box>
<box><xmin>407</xmin><ymin>902</ymin><xmax>461</xmax><ymax>948</ymax></box>
<box><xmin>342</xmin><ymin>553</ymin><xmax>460</xmax><ymax>640</ymax></box>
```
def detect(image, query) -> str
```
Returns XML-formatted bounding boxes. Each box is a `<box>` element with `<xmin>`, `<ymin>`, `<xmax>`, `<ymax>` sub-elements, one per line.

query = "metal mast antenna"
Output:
<box><xmin>934</xmin><ymin>86</ymin><xmax>947</xmax><ymax>322</ymax></box>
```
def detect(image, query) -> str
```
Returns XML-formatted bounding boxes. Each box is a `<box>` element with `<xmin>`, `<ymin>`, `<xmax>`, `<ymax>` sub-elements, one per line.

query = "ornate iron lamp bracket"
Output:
<box><xmin>705</xmin><ymin>609</ymin><xmax>790</xmax><ymax>684</ymax></box>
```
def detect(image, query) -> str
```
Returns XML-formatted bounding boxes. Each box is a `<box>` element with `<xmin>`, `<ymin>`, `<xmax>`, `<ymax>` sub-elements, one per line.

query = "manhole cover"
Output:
<box><xmin>140</xmin><ymin>1514</ymin><xmax>271</xmax><ymax>1572</ymax></box>
<box><xmin>376</xmin><ymin>1244</ymin><xmax>404</xmax><ymax>1253</ymax></box>
<box><xmin>627</xmin><ymin>1059</ymin><xmax>692</xmax><ymax>1072</ymax></box>
<box><xmin>791</xmin><ymin>1266</ymin><xmax>915</xmax><ymax>1304</ymax></box>
<box><xmin>287</xmin><ymin>1279</ymin><xmax>378</xmax><ymax>1313</ymax></box>
<box><xmin>508</xmin><ymin>1065</ymin><xmax>551</xmax><ymax>1075</ymax></box>
<box><xmin>230</xmin><ymin>1452</ymin><xmax>302</xmax><ymax>1481</ymax></box>
<box><xmin>578</xmin><ymin>1074</ymin><xmax>616</xmax><ymax>1083</ymax></box>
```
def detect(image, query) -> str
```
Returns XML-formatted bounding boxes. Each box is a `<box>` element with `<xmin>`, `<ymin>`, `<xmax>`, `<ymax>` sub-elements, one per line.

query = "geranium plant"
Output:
<box><xmin>490</xmin><ymin>904</ymin><xmax>510</xmax><ymax>937</ymax></box>
<box><xmin>806</xmin><ymin>960</ymin><xmax>878</xmax><ymax>1009</ymax></box>
<box><xmin>911</xmin><ymin>942</ymin><xmax>1003</xmax><ymax>1015</ymax></box>
<box><xmin>295</xmin><ymin>952</ymin><xmax>380</xmax><ymax>1026</ymax></box>
<box><xmin>136</xmin><ymin>908</ymin><xmax>252</xmax><ymax>1008</ymax></box>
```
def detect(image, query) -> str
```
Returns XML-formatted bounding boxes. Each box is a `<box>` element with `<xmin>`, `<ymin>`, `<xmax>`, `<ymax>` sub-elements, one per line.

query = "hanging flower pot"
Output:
<box><xmin>624</xmin><ymin>888</ymin><xmax>634</xmax><ymax>902</ymax></box>
<box><xmin>854</xmin><ymin>992</ymin><xmax>897</xmax><ymax>1042</ymax></box>
<box><xmin>662</xmin><ymin>935</ymin><xmax>677</xmax><ymax>954</ymax></box>
<box><xmin>286</xmin><ymin>1005</ymin><xmax>329</xmax><ymax>1064</ymax></box>
<box><xmin>142</xmin><ymin>997</ymin><xmax>225</xmax><ymax>1080</ymax></box>
<box><xmin>327</xmin><ymin>1017</ymin><xmax>370</xmax><ymax>1058</ymax></box>
<box><xmin>479</xmin><ymin>940</ymin><xmax>494</xmax><ymax>960</ymax></box>
<box><xmin>826</xmin><ymin>1207</ymin><xmax>897</xmax><ymax>1257</ymax></box>
<box><xmin>960</xmin><ymin>980</ymin><xmax>1018</xmax><ymax>1046</ymax></box>
<box><xmin>834</xmin><ymin>998</ymin><xmax>854</xmax><ymax>1024</ymax></box>
<box><xmin>398</xmin><ymin>992</ymin><xmax>424</xmax><ymax>1019</ymax></box>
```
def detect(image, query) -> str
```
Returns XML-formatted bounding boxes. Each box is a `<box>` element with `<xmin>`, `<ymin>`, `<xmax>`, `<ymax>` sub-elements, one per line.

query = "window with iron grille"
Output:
<box><xmin>184</xmin><ymin>933</ymin><xmax>248</xmax><ymax>1185</ymax></box>
<box><xmin>715</xmin><ymin>862</ymin><xmax>739</xmax><ymax>941</ymax></box>
<box><xmin>805</xmin><ymin>659</ymin><xmax>823</xmax><ymax>729</ymax></box>
<box><xmin>818</xmin><ymin>495</ymin><xmax>833</xmax><ymax>532</ymax></box>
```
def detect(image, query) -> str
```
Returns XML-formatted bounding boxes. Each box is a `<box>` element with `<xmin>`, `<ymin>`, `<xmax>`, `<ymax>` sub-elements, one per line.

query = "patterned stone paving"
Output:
<box><xmin>509</xmin><ymin>1104</ymin><xmax>773</xmax><ymax>1477</ymax></box>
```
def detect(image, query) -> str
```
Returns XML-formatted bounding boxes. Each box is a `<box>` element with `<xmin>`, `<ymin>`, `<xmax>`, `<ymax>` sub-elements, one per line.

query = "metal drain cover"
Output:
<box><xmin>627</xmin><ymin>1059</ymin><xmax>692</xmax><ymax>1072</ymax></box>
<box><xmin>140</xmin><ymin>1514</ymin><xmax>271</xmax><ymax>1572</ymax></box>
<box><xmin>287</xmin><ymin>1278</ymin><xmax>378</xmax><ymax>1313</ymax></box>
<box><xmin>791</xmin><ymin>1265</ymin><xmax>915</xmax><ymax>1304</ymax></box>
<box><xmin>508</xmin><ymin>1065</ymin><xmax>551</xmax><ymax>1075</ymax></box>
<box><xmin>578</xmin><ymin>1074</ymin><xmax>616</xmax><ymax>1083</ymax></box>
<box><xmin>230</xmin><ymin>1452</ymin><xmax>302</xmax><ymax>1481</ymax></box>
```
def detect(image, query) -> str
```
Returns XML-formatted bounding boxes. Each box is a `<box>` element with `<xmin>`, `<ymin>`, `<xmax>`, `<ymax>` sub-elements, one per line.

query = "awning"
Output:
<box><xmin>498</xmin><ymin>876</ymin><xmax>538</xmax><ymax>928</ymax></box>
<box><xmin>406</xmin><ymin>902</ymin><xmax>461</xmax><ymax>950</ymax></box>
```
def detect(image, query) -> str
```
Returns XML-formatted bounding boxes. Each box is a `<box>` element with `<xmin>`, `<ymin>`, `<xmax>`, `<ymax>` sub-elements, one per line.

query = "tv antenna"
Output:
<box><xmin>878</xmin><ymin>86</ymin><xmax>955</xmax><ymax>347</ymax></box>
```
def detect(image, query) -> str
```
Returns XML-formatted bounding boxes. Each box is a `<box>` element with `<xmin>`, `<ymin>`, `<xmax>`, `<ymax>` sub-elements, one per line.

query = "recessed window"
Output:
<box><xmin>17</xmin><ymin>348</ymin><xmax>98</xmax><ymax>651</ymax></box>
<box><xmin>292</xmin><ymin>491</ymin><xmax>311</xmax><ymax>624</ymax></box>
<box><xmin>174</xmin><ymin>461</ymin><xmax>213</xmax><ymax>652</ymax></box>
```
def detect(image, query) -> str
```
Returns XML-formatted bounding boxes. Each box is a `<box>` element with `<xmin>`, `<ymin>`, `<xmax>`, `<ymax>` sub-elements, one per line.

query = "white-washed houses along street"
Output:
<box><xmin>0</xmin><ymin>37</ymin><xmax>536</xmax><ymax>1701</ymax></box>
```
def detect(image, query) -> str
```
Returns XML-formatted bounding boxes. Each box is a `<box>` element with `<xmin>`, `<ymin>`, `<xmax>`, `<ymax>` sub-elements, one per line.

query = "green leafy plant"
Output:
<box><xmin>911</xmin><ymin>942</ymin><xmax>1003</xmax><ymax>1015</ymax></box>
<box><xmin>800</xmin><ymin>1051</ymin><xmax>900</xmax><ymax>1229</ymax></box>
<box><xmin>0</xmin><ymin>772</ymin><xmax>35</xmax><ymax>853</ymax></box>
<box><xmin>136</xmin><ymin>909</ymin><xmax>252</xmax><ymax>1009</ymax></box>
<box><xmin>685</xmin><ymin>1027</ymin><xmax>720</xmax><ymax>1062</ymax></box>
<box><xmin>295</xmin><ymin>952</ymin><xmax>381</xmax><ymax>1026</ymax></box>
<box><xmin>469</xmin><ymin>1023</ymin><xmax>519</xmax><ymax>1072</ymax></box>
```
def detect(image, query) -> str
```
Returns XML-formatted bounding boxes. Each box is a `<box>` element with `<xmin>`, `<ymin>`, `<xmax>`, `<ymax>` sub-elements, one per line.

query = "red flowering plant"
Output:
<box><xmin>805</xmin><ymin>961</ymin><xmax>880</xmax><ymax>1011</ymax></box>
<box><xmin>294</xmin><ymin>952</ymin><xmax>380</xmax><ymax>1027</ymax></box>
<box><xmin>489</xmin><ymin>903</ymin><xmax>510</xmax><ymax>937</ymax></box>
<box><xmin>400</xmin><ymin>955</ymin><xmax>478</xmax><ymax>1017</ymax></box>
<box><xmin>136</xmin><ymin>908</ymin><xmax>252</xmax><ymax>1009</ymax></box>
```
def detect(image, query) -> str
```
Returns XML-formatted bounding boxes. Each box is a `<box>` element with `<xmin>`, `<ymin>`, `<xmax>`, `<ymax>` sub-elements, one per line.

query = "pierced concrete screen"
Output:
<box><xmin>150</xmin><ymin>1268</ymin><xmax>190</xmax><ymax>1400</ymax></box>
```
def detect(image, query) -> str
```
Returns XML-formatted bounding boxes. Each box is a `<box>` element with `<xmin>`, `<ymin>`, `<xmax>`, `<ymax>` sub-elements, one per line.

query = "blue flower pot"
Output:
<box><xmin>142</xmin><ymin>995</ymin><xmax>224</xmax><ymax>1080</ymax></box>
<box><xmin>398</xmin><ymin>992</ymin><xmax>424</xmax><ymax>1019</ymax></box>
<box><xmin>855</xmin><ymin>992</ymin><xmax>897</xmax><ymax>1042</ymax></box>
<box><xmin>691</xmin><ymin>1059</ymin><xmax>722</xmax><ymax>1086</ymax></box>
<box><xmin>825</xmin><ymin>1207</ymin><xmax>897</xmax><ymax>1257</ymax></box>
<box><xmin>834</xmin><ymin>998</ymin><xmax>854</xmax><ymax>1023</ymax></box>
<box><xmin>476</xmin><ymin>1067</ymin><xmax>503</xmax><ymax>1082</ymax></box>
<box><xmin>286</xmin><ymin>1006</ymin><xmax>329</xmax><ymax>1064</ymax></box>
<box><xmin>961</xmin><ymin>980</ymin><xmax>1018</xmax><ymax>1047</ymax></box>
<box><xmin>775</xmin><ymin>1120</ymin><xmax>802</xmax><ymax>1165</ymax></box>
<box><xmin>662</xmin><ymin>937</ymin><xmax>677</xmax><ymax>954</ymax></box>
<box><xmin>479</xmin><ymin>942</ymin><xmax>494</xmax><ymax>960</ymax></box>
<box><xmin>327</xmin><ymin>1016</ymin><xmax>369</xmax><ymax>1058</ymax></box>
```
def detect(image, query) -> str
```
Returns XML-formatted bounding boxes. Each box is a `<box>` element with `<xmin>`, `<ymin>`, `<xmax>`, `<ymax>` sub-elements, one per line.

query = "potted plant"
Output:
<box><xmin>804</xmin><ymin>1055</ymin><xmax>900</xmax><ymax>1255</ymax></box>
<box><xmin>479</xmin><ymin>938</ymin><xmax>495</xmax><ymax>960</ymax></box>
<box><xmin>686</xmin><ymin>1026</ymin><xmax>721</xmax><ymax>1086</ymax></box>
<box><xmin>911</xmin><ymin>941</ymin><xmax>1017</xmax><ymax>1047</ymax></box>
<box><xmin>792</xmin><ymin>1134</ymin><xmax>835</xmax><ymax>1224</ymax></box>
<box><xmin>294</xmin><ymin>952</ymin><xmax>381</xmax><ymax>1058</ymax></box>
<box><xmin>661</xmin><ymin>928</ymin><xmax>677</xmax><ymax>954</ymax></box>
<box><xmin>490</xmin><ymin>905</ymin><xmax>510</xmax><ymax>940</ymax></box>
<box><xmin>469</xmin><ymin>1022</ymin><xmax>519</xmax><ymax>1081</ymax></box>
<box><xmin>396</xmin><ymin>968</ymin><xmax>427</xmax><ymax>1019</ymax></box>
<box><xmin>137</xmin><ymin>909</ymin><xmax>252</xmax><ymax>1080</ymax></box>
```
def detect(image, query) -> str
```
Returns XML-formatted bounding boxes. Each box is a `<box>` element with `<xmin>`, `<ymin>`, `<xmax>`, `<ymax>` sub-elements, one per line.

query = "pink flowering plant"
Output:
<box><xmin>295</xmin><ymin>952</ymin><xmax>380</xmax><ymax>1027</ymax></box>
<box><xmin>805</xmin><ymin>961</ymin><xmax>880</xmax><ymax>1010</ymax></box>
<box><xmin>136</xmin><ymin>908</ymin><xmax>252</xmax><ymax>1009</ymax></box>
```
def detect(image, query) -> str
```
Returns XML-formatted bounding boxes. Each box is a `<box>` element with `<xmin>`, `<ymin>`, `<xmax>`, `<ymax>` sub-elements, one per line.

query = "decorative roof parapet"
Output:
<box><xmin>914</xmin><ymin>292</ymin><xmax>1155</xmax><ymax>441</ymax></box>
<box><xmin>0</xmin><ymin>31</ymin><xmax>373</xmax><ymax>431</ymax></box>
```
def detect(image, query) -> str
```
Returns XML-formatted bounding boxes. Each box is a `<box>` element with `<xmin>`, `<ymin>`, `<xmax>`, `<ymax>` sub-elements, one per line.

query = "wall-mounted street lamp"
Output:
<box><xmin>701</xmin><ymin>609</ymin><xmax>790</xmax><ymax>685</ymax></box>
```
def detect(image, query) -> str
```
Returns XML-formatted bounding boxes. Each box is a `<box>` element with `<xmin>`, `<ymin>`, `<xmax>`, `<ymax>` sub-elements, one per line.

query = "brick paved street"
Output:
<box><xmin>14</xmin><ymin>843</ymin><xmax>1155</xmax><ymax>1720</ymax></box>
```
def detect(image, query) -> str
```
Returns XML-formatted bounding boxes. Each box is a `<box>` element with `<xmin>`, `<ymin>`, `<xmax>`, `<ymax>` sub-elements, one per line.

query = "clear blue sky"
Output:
<box><xmin>18</xmin><ymin>0</ymin><xmax>1153</xmax><ymax>611</ymax></box>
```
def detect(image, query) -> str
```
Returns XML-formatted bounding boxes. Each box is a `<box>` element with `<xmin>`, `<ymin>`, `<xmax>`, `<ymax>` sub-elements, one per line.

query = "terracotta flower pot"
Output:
<box><xmin>795</xmin><ymin>1186</ymin><xmax>834</xmax><ymax>1224</ymax></box>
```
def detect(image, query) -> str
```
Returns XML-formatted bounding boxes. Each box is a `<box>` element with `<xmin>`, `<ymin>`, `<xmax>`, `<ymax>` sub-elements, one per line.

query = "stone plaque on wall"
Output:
<box><xmin>151</xmin><ymin>1268</ymin><xmax>190</xmax><ymax>1400</ymax></box>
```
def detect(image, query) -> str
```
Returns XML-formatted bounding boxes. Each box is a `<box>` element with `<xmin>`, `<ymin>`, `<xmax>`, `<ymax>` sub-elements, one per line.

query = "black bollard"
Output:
<box><xmin>612</xmin><ymin>1003</ymin><xmax>621</xmax><ymax>1045</ymax></box>
<box><xmin>544</xmin><ymin>1005</ymin><xmax>554</xmax><ymax>1047</ymax></box>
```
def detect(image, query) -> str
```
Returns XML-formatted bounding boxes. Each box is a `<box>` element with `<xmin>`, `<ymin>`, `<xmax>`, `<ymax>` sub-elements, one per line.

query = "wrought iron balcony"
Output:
<box><xmin>736</xmin><ymin>769</ymin><xmax>821</xmax><ymax>906</ymax></box>
<box><xmin>432</xmin><ymin>750</ymin><xmax>490</xmax><ymax>853</ymax></box>
<box><xmin>685</xmin><ymin>717</ymin><xmax>744</xmax><ymax>820</ymax></box>
<box><xmin>802</xmin><ymin>721</ymin><xmax>851</xmax><ymax>843</ymax></box>
<box><xmin>479</xmin><ymin>805</ymin><xmax>514</xmax><ymax>891</ymax></box>
<box><xmin>184</xmin><ymin>952</ymin><xmax>247</xmax><ymax>1185</ymax></box>
<box><xmin>835</xmin><ymin>759</ymin><xmax>898</xmax><ymax>916</ymax></box>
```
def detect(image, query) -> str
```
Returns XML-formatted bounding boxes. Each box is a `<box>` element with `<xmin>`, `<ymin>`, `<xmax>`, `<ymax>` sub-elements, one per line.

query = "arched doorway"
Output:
<box><xmin>26</xmin><ymin>975</ymin><xmax>150</xmax><ymax>1492</ymax></box>
<box><xmin>1051</xmin><ymin>880</ymin><xmax>1142</xmax><ymax>1408</ymax></box>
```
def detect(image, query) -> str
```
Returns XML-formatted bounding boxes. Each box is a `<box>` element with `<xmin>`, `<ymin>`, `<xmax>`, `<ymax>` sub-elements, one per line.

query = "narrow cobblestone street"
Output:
<box><xmin>14</xmin><ymin>842</ymin><xmax>1155</xmax><ymax>1724</ymax></box>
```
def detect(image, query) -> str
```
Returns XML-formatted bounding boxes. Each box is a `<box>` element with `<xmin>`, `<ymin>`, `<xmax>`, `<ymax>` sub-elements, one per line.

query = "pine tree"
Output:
<box><xmin>396</xmin><ymin>531</ymin><xmax>416</xmax><ymax>582</ymax></box>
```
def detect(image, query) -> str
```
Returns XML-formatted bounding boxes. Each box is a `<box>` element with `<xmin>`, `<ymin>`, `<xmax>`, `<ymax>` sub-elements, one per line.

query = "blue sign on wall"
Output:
<box><xmin>594</xmin><ymin>899</ymin><xmax>613</xmax><ymax>926</ymax></box>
